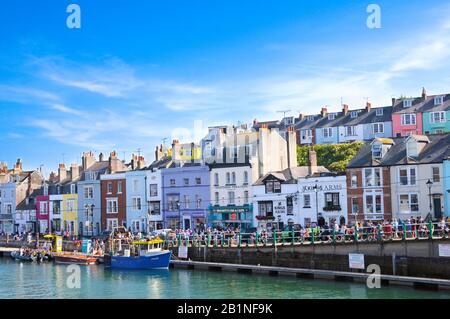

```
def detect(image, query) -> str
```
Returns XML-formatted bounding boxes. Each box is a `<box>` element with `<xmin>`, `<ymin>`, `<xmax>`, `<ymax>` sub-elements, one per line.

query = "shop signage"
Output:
<box><xmin>210</xmin><ymin>206</ymin><xmax>250</xmax><ymax>213</ymax></box>
<box><xmin>302</xmin><ymin>184</ymin><xmax>343</xmax><ymax>193</ymax></box>
<box><xmin>273</xmin><ymin>201</ymin><xmax>286</xmax><ymax>215</ymax></box>
<box><xmin>178</xmin><ymin>245</ymin><xmax>188</xmax><ymax>259</ymax></box>
<box><xmin>439</xmin><ymin>244</ymin><xmax>450</xmax><ymax>257</ymax></box>
<box><xmin>349</xmin><ymin>253</ymin><xmax>365</xmax><ymax>269</ymax></box>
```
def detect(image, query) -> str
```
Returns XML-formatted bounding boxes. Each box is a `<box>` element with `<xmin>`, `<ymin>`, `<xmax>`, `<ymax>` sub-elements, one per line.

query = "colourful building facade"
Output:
<box><xmin>444</xmin><ymin>159</ymin><xmax>450</xmax><ymax>218</ymax></box>
<box><xmin>62</xmin><ymin>194</ymin><xmax>78</xmax><ymax>235</ymax></box>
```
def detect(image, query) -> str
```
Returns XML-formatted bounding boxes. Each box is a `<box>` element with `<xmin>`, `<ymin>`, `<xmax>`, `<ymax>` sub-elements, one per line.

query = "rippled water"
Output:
<box><xmin>0</xmin><ymin>258</ymin><xmax>449</xmax><ymax>299</ymax></box>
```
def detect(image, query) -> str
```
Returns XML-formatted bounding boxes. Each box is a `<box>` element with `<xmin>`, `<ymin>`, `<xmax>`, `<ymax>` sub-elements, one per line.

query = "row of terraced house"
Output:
<box><xmin>0</xmin><ymin>88</ymin><xmax>449</xmax><ymax>236</ymax></box>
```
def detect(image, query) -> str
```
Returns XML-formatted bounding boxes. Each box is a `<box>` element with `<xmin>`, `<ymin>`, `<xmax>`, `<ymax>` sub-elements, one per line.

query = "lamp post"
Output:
<box><xmin>177</xmin><ymin>201</ymin><xmax>181</xmax><ymax>230</ymax></box>
<box><xmin>426</xmin><ymin>179</ymin><xmax>433</xmax><ymax>218</ymax></box>
<box><xmin>90</xmin><ymin>204</ymin><xmax>95</xmax><ymax>236</ymax></box>
<box><xmin>313</xmin><ymin>182</ymin><xmax>319</xmax><ymax>226</ymax></box>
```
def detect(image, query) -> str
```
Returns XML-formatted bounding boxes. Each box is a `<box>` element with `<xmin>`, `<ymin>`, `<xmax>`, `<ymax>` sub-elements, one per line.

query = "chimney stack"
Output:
<box><xmin>70</xmin><ymin>163</ymin><xmax>79</xmax><ymax>181</ymax></box>
<box><xmin>366</xmin><ymin>102</ymin><xmax>372</xmax><ymax>112</ymax></box>
<box><xmin>109</xmin><ymin>151</ymin><xmax>120</xmax><ymax>173</ymax></box>
<box><xmin>82</xmin><ymin>151</ymin><xmax>96</xmax><ymax>170</ymax></box>
<box><xmin>155</xmin><ymin>144</ymin><xmax>164</xmax><ymax>162</ymax></box>
<box><xmin>58</xmin><ymin>164</ymin><xmax>67</xmax><ymax>182</ymax></box>
<box><xmin>307</xmin><ymin>147</ymin><xmax>318</xmax><ymax>176</ymax></box>
<box><xmin>14</xmin><ymin>159</ymin><xmax>23</xmax><ymax>173</ymax></box>
<box><xmin>392</xmin><ymin>98</ymin><xmax>396</xmax><ymax>106</ymax></box>
<box><xmin>299</xmin><ymin>113</ymin><xmax>305</xmax><ymax>121</ymax></box>
<box><xmin>99</xmin><ymin>153</ymin><xmax>104</xmax><ymax>162</ymax></box>
<box><xmin>320</xmin><ymin>107</ymin><xmax>328</xmax><ymax>118</ymax></box>
<box><xmin>253</xmin><ymin>119</ymin><xmax>259</xmax><ymax>127</ymax></box>
<box><xmin>422</xmin><ymin>87</ymin><xmax>427</xmax><ymax>100</ymax></box>
<box><xmin>342</xmin><ymin>104</ymin><xmax>349</xmax><ymax>115</ymax></box>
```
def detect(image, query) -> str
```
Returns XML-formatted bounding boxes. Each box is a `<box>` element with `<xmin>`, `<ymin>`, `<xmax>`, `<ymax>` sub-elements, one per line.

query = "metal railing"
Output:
<box><xmin>164</xmin><ymin>221</ymin><xmax>450</xmax><ymax>248</ymax></box>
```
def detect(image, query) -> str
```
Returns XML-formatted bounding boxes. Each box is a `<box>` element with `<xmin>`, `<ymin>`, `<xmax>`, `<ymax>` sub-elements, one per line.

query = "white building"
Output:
<box><xmin>298</xmin><ymin>174</ymin><xmax>348</xmax><ymax>227</ymax></box>
<box><xmin>208</xmin><ymin>163</ymin><xmax>253</xmax><ymax>230</ymax></box>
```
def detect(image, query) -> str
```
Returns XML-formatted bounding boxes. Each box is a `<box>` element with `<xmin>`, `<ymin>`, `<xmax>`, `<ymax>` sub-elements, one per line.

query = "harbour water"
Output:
<box><xmin>0</xmin><ymin>258</ymin><xmax>449</xmax><ymax>299</ymax></box>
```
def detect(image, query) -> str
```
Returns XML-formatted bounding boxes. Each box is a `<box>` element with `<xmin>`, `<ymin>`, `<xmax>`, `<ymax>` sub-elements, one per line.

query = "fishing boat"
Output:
<box><xmin>53</xmin><ymin>252</ymin><xmax>98</xmax><ymax>265</ymax></box>
<box><xmin>104</xmin><ymin>228</ymin><xmax>171</xmax><ymax>270</ymax></box>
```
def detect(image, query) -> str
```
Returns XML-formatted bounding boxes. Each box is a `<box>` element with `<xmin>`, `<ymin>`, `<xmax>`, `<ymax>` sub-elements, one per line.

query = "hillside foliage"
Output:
<box><xmin>297</xmin><ymin>141</ymin><xmax>365</xmax><ymax>172</ymax></box>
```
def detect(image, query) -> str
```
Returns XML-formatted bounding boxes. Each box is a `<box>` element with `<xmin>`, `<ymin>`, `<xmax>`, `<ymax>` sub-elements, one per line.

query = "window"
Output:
<box><xmin>432</xmin><ymin>167</ymin><xmax>440</xmax><ymax>183</ymax></box>
<box><xmin>307</xmin><ymin>115</ymin><xmax>315</xmax><ymax>121</ymax></box>
<box><xmin>84</xmin><ymin>186</ymin><xmax>94</xmax><ymax>199</ymax></box>
<box><xmin>350</xmin><ymin>111</ymin><xmax>358</xmax><ymax>118</ymax></box>
<box><xmin>243</xmin><ymin>171</ymin><xmax>249</xmax><ymax>185</ymax></box>
<box><xmin>435</xmin><ymin>129</ymin><xmax>445</xmax><ymax>134</ymax></box>
<box><xmin>372</xmin><ymin>143</ymin><xmax>382</xmax><ymax>159</ymax></box>
<box><xmin>328</xmin><ymin>113</ymin><xmax>336</xmax><ymax>120</ymax></box>
<box><xmin>184</xmin><ymin>178</ymin><xmax>189</xmax><ymax>186</ymax></box>
<box><xmin>132</xmin><ymin>179</ymin><xmax>139</xmax><ymax>192</ymax></box>
<box><xmin>132</xmin><ymin>197</ymin><xmax>142</xmax><ymax>210</ymax></box>
<box><xmin>430</xmin><ymin>111</ymin><xmax>446</xmax><ymax>124</ymax></box>
<box><xmin>106</xmin><ymin>198</ymin><xmax>118</xmax><ymax>214</ymax></box>
<box><xmin>373</xmin><ymin>123</ymin><xmax>384</xmax><ymax>134</ymax></box>
<box><xmin>399</xmin><ymin>194</ymin><xmax>419</xmax><ymax>214</ymax></box>
<box><xmin>303</xmin><ymin>194</ymin><xmax>311</xmax><ymax>208</ymax></box>
<box><xmin>167</xmin><ymin>195</ymin><xmax>180</xmax><ymax>211</ymax></box>
<box><xmin>53</xmin><ymin>201</ymin><xmax>61</xmax><ymax>215</ymax></box>
<box><xmin>323</xmin><ymin>127</ymin><xmax>333</xmax><ymax>138</ymax></box>
<box><xmin>66</xmin><ymin>200</ymin><xmax>75</xmax><ymax>212</ymax></box>
<box><xmin>149</xmin><ymin>202</ymin><xmax>161</xmax><ymax>215</ymax></box>
<box><xmin>170</xmin><ymin>179</ymin><xmax>176</xmax><ymax>186</ymax></box>
<box><xmin>376</xmin><ymin>108</ymin><xmax>383</xmax><ymax>116</ymax></box>
<box><xmin>345</xmin><ymin>126</ymin><xmax>356</xmax><ymax>136</ymax></box>
<box><xmin>403</xmin><ymin>100</ymin><xmax>412</xmax><ymax>108</ymax></box>
<box><xmin>399</xmin><ymin>167</ymin><xmax>416</xmax><ymax>186</ymax></box>
<box><xmin>195</xmin><ymin>195</ymin><xmax>202</xmax><ymax>208</ymax></box>
<box><xmin>231</xmin><ymin>172</ymin><xmax>236</xmax><ymax>185</ymax></box>
<box><xmin>301</xmin><ymin>129</ymin><xmax>312</xmax><ymax>140</ymax></box>
<box><xmin>365</xmin><ymin>194</ymin><xmax>382</xmax><ymax>214</ymax></box>
<box><xmin>324</xmin><ymin>193</ymin><xmax>340</xmax><ymax>208</ymax></box>
<box><xmin>107</xmin><ymin>218</ymin><xmax>118</xmax><ymax>231</ymax></box>
<box><xmin>244</xmin><ymin>191</ymin><xmax>249</xmax><ymax>205</ymax></box>
<box><xmin>184</xmin><ymin>195</ymin><xmax>190</xmax><ymax>209</ymax></box>
<box><xmin>214</xmin><ymin>192</ymin><xmax>219</xmax><ymax>205</ymax></box>
<box><xmin>226</xmin><ymin>173</ymin><xmax>231</xmax><ymax>184</ymax></box>
<box><xmin>258</xmin><ymin>201</ymin><xmax>273</xmax><ymax>217</ymax></box>
<box><xmin>287</xmin><ymin>196</ymin><xmax>293</xmax><ymax>215</ymax></box>
<box><xmin>70</xmin><ymin>184</ymin><xmax>76</xmax><ymax>194</ymax></box>
<box><xmin>107</xmin><ymin>182</ymin><xmax>113</xmax><ymax>194</ymax></box>
<box><xmin>214</xmin><ymin>173</ymin><xmax>219</xmax><ymax>186</ymax></box>
<box><xmin>5</xmin><ymin>204</ymin><xmax>12</xmax><ymax>214</ymax></box>
<box><xmin>364</xmin><ymin>168</ymin><xmax>381</xmax><ymax>187</ymax></box>
<box><xmin>401</xmin><ymin>114</ymin><xmax>416</xmax><ymax>125</ymax></box>
<box><xmin>265</xmin><ymin>180</ymin><xmax>281</xmax><ymax>193</ymax></box>
<box><xmin>228</xmin><ymin>191</ymin><xmax>235</xmax><ymax>205</ymax></box>
<box><xmin>40</xmin><ymin>202</ymin><xmax>48</xmax><ymax>215</ymax></box>
<box><xmin>351</xmin><ymin>198</ymin><xmax>359</xmax><ymax>214</ymax></box>
<box><xmin>434</xmin><ymin>96</ymin><xmax>444</xmax><ymax>105</ymax></box>
<box><xmin>149</xmin><ymin>184</ymin><xmax>158</xmax><ymax>197</ymax></box>
<box><xmin>350</xmin><ymin>172</ymin><xmax>358</xmax><ymax>188</ymax></box>
<box><xmin>117</xmin><ymin>181</ymin><xmax>122</xmax><ymax>194</ymax></box>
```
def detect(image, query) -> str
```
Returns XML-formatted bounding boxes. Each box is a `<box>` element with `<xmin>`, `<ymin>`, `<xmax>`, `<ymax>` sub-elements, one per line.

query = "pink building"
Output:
<box><xmin>36</xmin><ymin>195</ymin><xmax>50</xmax><ymax>233</ymax></box>
<box><xmin>392</xmin><ymin>93</ymin><xmax>424</xmax><ymax>137</ymax></box>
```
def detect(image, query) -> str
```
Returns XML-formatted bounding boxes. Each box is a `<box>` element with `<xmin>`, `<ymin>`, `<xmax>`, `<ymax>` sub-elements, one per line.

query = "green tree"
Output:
<box><xmin>297</xmin><ymin>141</ymin><xmax>365</xmax><ymax>172</ymax></box>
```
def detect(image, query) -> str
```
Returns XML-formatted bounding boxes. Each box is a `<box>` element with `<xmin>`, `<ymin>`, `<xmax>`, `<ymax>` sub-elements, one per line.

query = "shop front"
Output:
<box><xmin>208</xmin><ymin>204</ymin><xmax>253</xmax><ymax>231</ymax></box>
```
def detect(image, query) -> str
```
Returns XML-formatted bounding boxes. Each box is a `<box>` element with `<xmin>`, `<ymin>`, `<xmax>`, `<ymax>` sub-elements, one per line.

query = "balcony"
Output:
<box><xmin>323</xmin><ymin>205</ymin><xmax>342</xmax><ymax>212</ymax></box>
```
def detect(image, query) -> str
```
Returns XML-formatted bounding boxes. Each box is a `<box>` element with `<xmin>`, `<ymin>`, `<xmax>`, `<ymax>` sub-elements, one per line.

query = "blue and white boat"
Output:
<box><xmin>105</xmin><ymin>237</ymin><xmax>172</xmax><ymax>270</ymax></box>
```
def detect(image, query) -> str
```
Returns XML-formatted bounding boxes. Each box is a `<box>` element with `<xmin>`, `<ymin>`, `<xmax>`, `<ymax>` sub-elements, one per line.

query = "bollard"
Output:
<box><xmin>311</xmin><ymin>230</ymin><xmax>315</xmax><ymax>245</ymax></box>
<box><xmin>332</xmin><ymin>229</ymin><xmax>336</xmax><ymax>244</ymax></box>
<box><xmin>291</xmin><ymin>230</ymin><xmax>295</xmax><ymax>246</ymax></box>
<box><xmin>428</xmin><ymin>222</ymin><xmax>433</xmax><ymax>240</ymax></box>
<box><xmin>256</xmin><ymin>232</ymin><xmax>259</xmax><ymax>246</ymax></box>
<box><xmin>273</xmin><ymin>230</ymin><xmax>277</xmax><ymax>246</ymax></box>
<box><xmin>377</xmin><ymin>224</ymin><xmax>382</xmax><ymax>242</ymax></box>
<box><xmin>416</xmin><ymin>226</ymin><xmax>419</xmax><ymax>240</ymax></box>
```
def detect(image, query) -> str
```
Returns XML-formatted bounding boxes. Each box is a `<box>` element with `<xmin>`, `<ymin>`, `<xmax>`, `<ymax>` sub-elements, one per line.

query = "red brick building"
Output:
<box><xmin>100</xmin><ymin>173</ymin><xmax>127</xmax><ymax>231</ymax></box>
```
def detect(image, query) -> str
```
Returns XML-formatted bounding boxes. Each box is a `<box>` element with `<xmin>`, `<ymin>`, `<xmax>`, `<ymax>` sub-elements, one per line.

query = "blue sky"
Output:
<box><xmin>1</xmin><ymin>0</ymin><xmax>450</xmax><ymax>174</ymax></box>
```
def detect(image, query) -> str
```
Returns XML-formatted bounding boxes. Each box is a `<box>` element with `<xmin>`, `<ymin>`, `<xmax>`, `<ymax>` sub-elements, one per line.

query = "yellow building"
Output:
<box><xmin>62</xmin><ymin>193</ymin><xmax>78</xmax><ymax>235</ymax></box>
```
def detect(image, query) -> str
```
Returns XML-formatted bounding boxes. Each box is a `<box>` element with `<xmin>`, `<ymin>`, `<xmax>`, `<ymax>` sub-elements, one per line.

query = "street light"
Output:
<box><xmin>176</xmin><ymin>201</ymin><xmax>181</xmax><ymax>230</ymax></box>
<box><xmin>313</xmin><ymin>182</ymin><xmax>319</xmax><ymax>226</ymax></box>
<box><xmin>90</xmin><ymin>204</ymin><xmax>95</xmax><ymax>236</ymax></box>
<box><xmin>426</xmin><ymin>179</ymin><xmax>433</xmax><ymax>218</ymax></box>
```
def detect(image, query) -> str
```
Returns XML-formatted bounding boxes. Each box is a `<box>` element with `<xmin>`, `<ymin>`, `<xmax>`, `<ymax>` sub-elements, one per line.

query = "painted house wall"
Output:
<box><xmin>392</xmin><ymin>112</ymin><xmax>423</xmax><ymax>137</ymax></box>
<box><xmin>390</xmin><ymin>164</ymin><xmax>445</xmax><ymax>220</ymax></box>
<box><xmin>100</xmin><ymin>174</ymin><xmax>127</xmax><ymax>231</ymax></box>
<box><xmin>362</xmin><ymin>121</ymin><xmax>393</xmax><ymax>140</ymax></box>
<box><xmin>162</xmin><ymin>165</ymin><xmax>210</xmax><ymax>230</ymax></box>
<box><xmin>337</xmin><ymin>124</ymin><xmax>364</xmax><ymax>143</ymax></box>
<box><xmin>36</xmin><ymin>195</ymin><xmax>50</xmax><ymax>233</ymax></box>
<box><xmin>422</xmin><ymin>111</ymin><xmax>450</xmax><ymax>134</ymax></box>
<box><xmin>146</xmin><ymin>169</ymin><xmax>163</xmax><ymax>229</ymax></box>
<box><xmin>0</xmin><ymin>182</ymin><xmax>16</xmax><ymax>234</ymax></box>
<box><xmin>77</xmin><ymin>180</ymin><xmax>102</xmax><ymax>236</ymax></box>
<box><xmin>126</xmin><ymin>170</ymin><xmax>147</xmax><ymax>233</ymax></box>
<box><xmin>444</xmin><ymin>160</ymin><xmax>450</xmax><ymax>218</ymax></box>
<box><xmin>49</xmin><ymin>194</ymin><xmax>63</xmax><ymax>233</ymax></box>
<box><xmin>315</xmin><ymin>126</ymin><xmax>339</xmax><ymax>144</ymax></box>
<box><xmin>62</xmin><ymin>194</ymin><xmax>78</xmax><ymax>235</ymax></box>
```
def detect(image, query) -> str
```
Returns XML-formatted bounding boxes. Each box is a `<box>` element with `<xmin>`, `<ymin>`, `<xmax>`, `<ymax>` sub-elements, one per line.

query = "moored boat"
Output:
<box><xmin>53</xmin><ymin>252</ymin><xmax>98</xmax><ymax>265</ymax></box>
<box><xmin>10</xmin><ymin>250</ymin><xmax>36</xmax><ymax>262</ymax></box>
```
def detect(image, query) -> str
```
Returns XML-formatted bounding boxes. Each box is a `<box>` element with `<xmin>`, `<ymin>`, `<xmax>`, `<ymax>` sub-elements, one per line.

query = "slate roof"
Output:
<box><xmin>254</xmin><ymin>166</ymin><xmax>329</xmax><ymax>185</ymax></box>
<box><xmin>347</xmin><ymin>133</ymin><xmax>450</xmax><ymax>168</ymax></box>
<box><xmin>392</xmin><ymin>94</ymin><xmax>450</xmax><ymax>114</ymax></box>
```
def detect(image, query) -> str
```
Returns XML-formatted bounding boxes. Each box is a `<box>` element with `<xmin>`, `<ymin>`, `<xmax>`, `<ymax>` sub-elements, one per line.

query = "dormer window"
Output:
<box><xmin>307</xmin><ymin>115</ymin><xmax>315</xmax><ymax>121</ymax></box>
<box><xmin>328</xmin><ymin>113</ymin><xmax>336</xmax><ymax>120</ymax></box>
<box><xmin>372</xmin><ymin>144</ymin><xmax>382</xmax><ymax>159</ymax></box>
<box><xmin>434</xmin><ymin>96</ymin><xmax>444</xmax><ymax>106</ymax></box>
<box><xmin>350</xmin><ymin>111</ymin><xmax>358</xmax><ymax>118</ymax></box>
<box><xmin>375</xmin><ymin>108</ymin><xmax>383</xmax><ymax>116</ymax></box>
<box><xmin>403</xmin><ymin>100</ymin><xmax>412</xmax><ymax>108</ymax></box>
<box><xmin>265</xmin><ymin>179</ymin><xmax>281</xmax><ymax>193</ymax></box>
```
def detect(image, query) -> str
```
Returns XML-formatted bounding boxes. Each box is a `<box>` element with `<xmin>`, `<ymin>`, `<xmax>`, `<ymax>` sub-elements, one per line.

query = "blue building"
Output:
<box><xmin>161</xmin><ymin>164</ymin><xmax>210</xmax><ymax>230</ymax></box>
<box><xmin>444</xmin><ymin>158</ymin><xmax>450</xmax><ymax>218</ymax></box>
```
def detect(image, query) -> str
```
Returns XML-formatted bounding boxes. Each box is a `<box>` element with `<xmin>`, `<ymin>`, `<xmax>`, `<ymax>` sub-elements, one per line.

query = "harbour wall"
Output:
<box><xmin>170</xmin><ymin>239</ymin><xmax>450</xmax><ymax>279</ymax></box>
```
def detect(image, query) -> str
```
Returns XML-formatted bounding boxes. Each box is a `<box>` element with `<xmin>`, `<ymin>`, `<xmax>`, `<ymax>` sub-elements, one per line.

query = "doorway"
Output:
<box><xmin>433</xmin><ymin>196</ymin><xmax>442</xmax><ymax>220</ymax></box>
